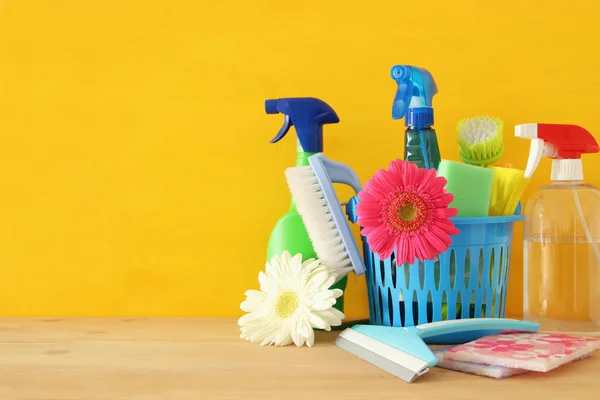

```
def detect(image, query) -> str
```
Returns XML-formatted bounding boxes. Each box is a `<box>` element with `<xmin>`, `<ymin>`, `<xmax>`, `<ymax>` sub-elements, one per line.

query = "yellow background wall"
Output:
<box><xmin>0</xmin><ymin>0</ymin><xmax>599</xmax><ymax>317</ymax></box>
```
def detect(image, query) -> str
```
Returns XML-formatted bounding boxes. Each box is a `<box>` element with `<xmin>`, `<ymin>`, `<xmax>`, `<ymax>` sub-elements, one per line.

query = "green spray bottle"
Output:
<box><xmin>265</xmin><ymin>97</ymin><xmax>346</xmax><ymax>312</ymax></box>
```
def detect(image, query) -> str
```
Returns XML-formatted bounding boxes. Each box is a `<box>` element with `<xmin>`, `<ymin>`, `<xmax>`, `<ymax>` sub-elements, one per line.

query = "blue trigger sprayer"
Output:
<box><xmin>391</xmin><ymin>65</ymin><xmax>441</xmax><ymax>170</ymax></box>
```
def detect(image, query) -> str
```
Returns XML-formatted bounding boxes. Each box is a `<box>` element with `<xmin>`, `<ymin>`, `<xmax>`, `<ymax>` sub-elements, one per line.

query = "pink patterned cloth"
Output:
<box><xmin>443</xmin><ymin>331</ymin><xmax>600</xmax><ymax>372</ymax></box>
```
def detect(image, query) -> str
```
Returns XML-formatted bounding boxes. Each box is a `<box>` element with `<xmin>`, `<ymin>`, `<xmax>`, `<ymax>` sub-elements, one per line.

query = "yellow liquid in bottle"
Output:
<box><xmin>525</xmin><ymin>241</ymin><xmax>598</xmax><ymax>319</ymax></box>
<box><xmin>524</xmin><ymin>182</ymin><xmax>600</xmax><ymax>334</ymax></box>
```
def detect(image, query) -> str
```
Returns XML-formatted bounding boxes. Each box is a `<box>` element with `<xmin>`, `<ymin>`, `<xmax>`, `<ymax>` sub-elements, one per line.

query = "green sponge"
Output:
<box><xmin>437</xmin><ymin>160</ymin><xmax>494</xmax><ymax>217</ymax></box>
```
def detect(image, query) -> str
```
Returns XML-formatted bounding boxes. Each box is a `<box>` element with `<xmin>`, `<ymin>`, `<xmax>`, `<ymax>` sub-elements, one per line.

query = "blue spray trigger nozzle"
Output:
<box><xmin>265</xmin><ymin>97</ymin><xmax>339</xmax><ymax>153</ymax></box>
<box><xmin>265</xmin><ymin>99</ymin><xmax>279</xmax><ymax>114</ymax></box>
<box><xmin>269</xmin><ymin>115</ymin><xmax>293</xmax><ymax>144</ymax></box>
<box><xmin>391</xmin><ymin>65</ymin><xmax>438</xmax><ymax>127</ymax></box>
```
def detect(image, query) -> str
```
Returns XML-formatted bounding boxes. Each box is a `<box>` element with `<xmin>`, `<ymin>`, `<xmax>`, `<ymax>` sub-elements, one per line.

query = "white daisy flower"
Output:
<box><xmin>238</xmin><ymin>250</ymin><xmax>345</xmax><ymax>347</ymax></box>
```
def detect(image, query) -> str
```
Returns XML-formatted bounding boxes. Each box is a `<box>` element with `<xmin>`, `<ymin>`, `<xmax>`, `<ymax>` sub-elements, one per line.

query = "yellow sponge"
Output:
<box><xmin>488</xmin><ymin>166</ymin><xmax>530</xmax><ymax>216</ymax></box>
<box><xmin>437</xmin><ymin>160</ymin><xmax>494</xmax><ymax>217</ymax></box>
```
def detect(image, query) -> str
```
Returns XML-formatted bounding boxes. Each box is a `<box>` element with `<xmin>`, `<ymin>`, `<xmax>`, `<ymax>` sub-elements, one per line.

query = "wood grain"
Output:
<box><xmin>0</xmin><ymin>318</ymin><xmax>597</xmax><ymax>399</ymax></box>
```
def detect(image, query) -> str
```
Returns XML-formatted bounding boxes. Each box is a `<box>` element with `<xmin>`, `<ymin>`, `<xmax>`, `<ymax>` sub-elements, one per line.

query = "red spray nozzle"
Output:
<box><xmin>516</xmin><ymin>123</ymin><xmax>599</xmax><ymax>180</ymax></box>
<box><xmin>536</xmin><ymin>124</ymin><xmax>599</xmax><ymax>159</ymax></box>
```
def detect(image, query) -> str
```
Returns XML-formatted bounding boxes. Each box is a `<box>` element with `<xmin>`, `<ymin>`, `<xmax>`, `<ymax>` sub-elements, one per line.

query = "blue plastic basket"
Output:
<box><xmin>347</xmin><ymin>197</ymin><xmax>524</xmax><ymax>327</ymax></box>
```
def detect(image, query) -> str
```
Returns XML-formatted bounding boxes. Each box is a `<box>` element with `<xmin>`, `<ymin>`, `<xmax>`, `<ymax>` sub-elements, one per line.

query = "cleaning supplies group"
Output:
<box><xmin>239</xmin><ymin>63</ymin><xmax>600</xmax><ymax>383</ymax></box>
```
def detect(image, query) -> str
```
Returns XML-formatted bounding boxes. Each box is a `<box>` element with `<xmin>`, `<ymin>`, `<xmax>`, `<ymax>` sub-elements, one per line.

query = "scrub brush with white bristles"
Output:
<box><xmin>284</xmin><ymin>153</ymin><xmax>366</xmax><ymax>283</ymax></box>
<box><xmin>457</xmin><ymin>116</ymin><xmax>504</xmax><ymax>167</ymax></box>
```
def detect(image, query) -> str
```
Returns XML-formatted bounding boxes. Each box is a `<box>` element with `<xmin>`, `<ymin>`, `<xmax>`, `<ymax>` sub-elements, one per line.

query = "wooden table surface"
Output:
<box><xmin>0</xmin><ymin>318</ymin><xmax>598</xmax><ymax>399</ymax></box>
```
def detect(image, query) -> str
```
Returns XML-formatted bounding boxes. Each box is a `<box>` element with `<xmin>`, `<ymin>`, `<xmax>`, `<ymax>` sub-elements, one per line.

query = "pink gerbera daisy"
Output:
<box><xmin>356</xmin><ymin>159</ymin><xmax>459</xmax><ymax>266</ymax></box>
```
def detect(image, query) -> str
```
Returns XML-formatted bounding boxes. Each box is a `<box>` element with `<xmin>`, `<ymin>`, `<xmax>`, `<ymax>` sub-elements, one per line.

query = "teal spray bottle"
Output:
<box><xmin>265</xmin><ymin>97</ymin><xmax>347</xmax><ymax>312</ymax></box>
<box><xmin>391</xmin><ymin>65</ymin><xmax>442</xmax><ymax>170</ymax></box>
<box><xmin>391</xmin><ymin>66</ymin><xmax>447</xmax><ymax>316</ymax></box>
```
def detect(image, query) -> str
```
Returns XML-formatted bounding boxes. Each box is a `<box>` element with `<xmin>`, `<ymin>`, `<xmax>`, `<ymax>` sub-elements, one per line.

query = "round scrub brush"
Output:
<box><xmin>457</xmin><ymin>116</ymin><xmax>504</xmax><ymax>167</ymax></box>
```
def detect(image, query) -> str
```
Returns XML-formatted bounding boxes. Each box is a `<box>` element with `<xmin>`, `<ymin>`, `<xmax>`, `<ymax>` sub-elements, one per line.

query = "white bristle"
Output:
<box><xmin>459</xmin><ymin>117</ymin><xmax>499</xmax><ymax>145</ymax></box>
<box><xmin>284</xmin><ymin>166</ymin><xmax>354</xmax><ymax>282</ymax></box>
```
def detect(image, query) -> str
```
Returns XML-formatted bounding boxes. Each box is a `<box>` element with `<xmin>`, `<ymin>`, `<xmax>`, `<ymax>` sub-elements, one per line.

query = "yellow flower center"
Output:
<box><xmin>384</xmin><ymin>192</ymin><xmax>428</xmax><ymax>232</ymax></box>
<box><xmin>398</xmin><ymin>202</ymin><xmax>418</xmax><ymax>222</ymax></box>
<box><xmin>275</xmin><ymin>291</ymin><xmax>299</xmax><ymax>319</ymax></box>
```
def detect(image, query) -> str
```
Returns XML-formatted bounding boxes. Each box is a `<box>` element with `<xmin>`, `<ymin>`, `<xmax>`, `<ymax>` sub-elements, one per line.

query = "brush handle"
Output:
<box><xmin>307</xmin><ymin>153</ymin><xmax>366</xmax><ymax>277</ymax></box>
<box><xmin>408</xmin><ymin>318</ymin><xmax>540</xmax><ymax>345</ymax></box>
<box><xmin>309</xmin><ymin>154</ymin><xmax>362</xmax><ymax>194</ymax></box>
